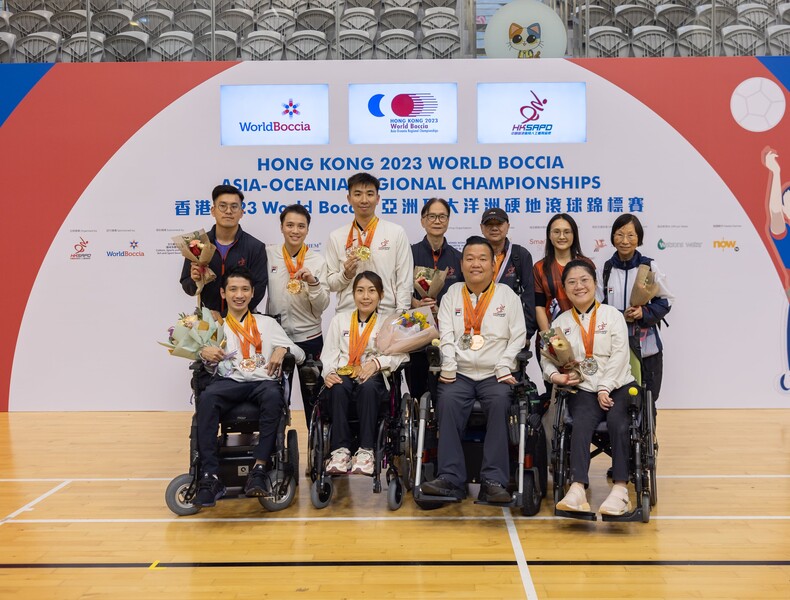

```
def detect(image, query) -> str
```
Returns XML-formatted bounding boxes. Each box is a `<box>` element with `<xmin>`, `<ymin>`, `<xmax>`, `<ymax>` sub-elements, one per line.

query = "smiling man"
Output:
<box><xmin>419</xmin><ymin>236</ymin><xmax>527</xmax><ymax>504</ymax></box>
<box><xmin>194</xmin><ymin>266</ymin><xmax>305</xmax><ymax>508</ymax></box>
<box><xmin>324</xmin><ymin>172</ymin><xmax>413</xmax><ymax>314</ymax></box>
<box><xmin>180</xmin><ymin>184</ymin><xmax>268</xmax><ymax>315</ymax></box>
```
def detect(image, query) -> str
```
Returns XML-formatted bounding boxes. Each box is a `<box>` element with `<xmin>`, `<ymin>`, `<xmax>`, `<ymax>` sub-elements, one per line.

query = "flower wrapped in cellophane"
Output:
<box><xmin>413</xmin><ymin>266</ymin><xmax>448</xmax><ymax>299</ymax></box>
<box><xmin>159</xmin><ymin>307</ymin><xmax>226</xmax><ymax>360</ymax></box>
<box><xmin>539</xmin><ymin>327</ymin><xmax>584</xmax><ymax>383</ymax></box>
<box><xmin>172</xmin><ymin>229</ymin><xmax>217</xmax><ymax>304</ymax></box>
<box><xmin>630</xmin><ymin>264</ymin><xmax>660</xmax><ymax>307</ymax></box>
<box><xmin>376</xmin><ymin>308</ymin><xmax>439</xmax><ymax>355</ymax></box>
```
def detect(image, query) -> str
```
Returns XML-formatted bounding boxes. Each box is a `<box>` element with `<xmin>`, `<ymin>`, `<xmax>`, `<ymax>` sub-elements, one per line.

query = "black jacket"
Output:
<box><xmin>411</xmin><ymin>236</ymin><xmax>464</xmax><ymax>306</ymax></box>
<box><xmin>497</xmin><ymin>239</ymin><xmax>538</xmax><ymax>340</ymax></box>
<box><xmin>179</xmin><ymin>224</ymin><xmax>268</xmax><ymax>314</ymax></box>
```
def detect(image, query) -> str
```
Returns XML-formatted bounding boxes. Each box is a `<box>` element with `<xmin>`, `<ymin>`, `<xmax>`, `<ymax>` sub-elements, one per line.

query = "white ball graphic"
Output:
<box><xmin>730</xmin><ymin>77</ymin><xmax>786</xmax><ymax>133</ymax></box>
<box><xmin>483</xmin><ymin>0</ymin><xmax>567</xmax><ymax>59</ymax></box>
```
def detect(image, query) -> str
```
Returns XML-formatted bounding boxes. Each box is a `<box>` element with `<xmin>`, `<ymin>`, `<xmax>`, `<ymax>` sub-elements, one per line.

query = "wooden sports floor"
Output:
<box><xmin>0</xmin><ymin>409</ymin><xmax>788</xmax><ymax>600</ymax></box>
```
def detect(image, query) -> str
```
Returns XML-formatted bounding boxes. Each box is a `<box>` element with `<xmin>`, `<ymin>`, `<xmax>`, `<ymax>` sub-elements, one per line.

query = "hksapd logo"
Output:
<box><xmin>712</xmin><ymin>239</ymin><xmax>739</xmax><ymax>251</ymax></box>
<box><xmin>511</xmin><ymin>90</ymin><xmax>553</xmax><ymax>136</ymax></box>
<box><xmin>238</xmin><ymin>98</ymin><xmax>312</xmax><ymax>133</ymax></box>
<box><xmin>107</xmin><ymin>241</ymin><xmax>145</xmax><ymax>258</ymax></box>
<box><xmin>70</xmin><ymin>236</ymin><xmax>91</xmax><ymax>260</ymax></box>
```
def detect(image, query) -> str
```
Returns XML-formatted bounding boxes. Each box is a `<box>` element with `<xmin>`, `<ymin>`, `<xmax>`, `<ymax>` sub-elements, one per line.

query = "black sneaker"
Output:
<box><xmin>244</xmin><ymin>464</ymin><xmax>271</xmax><ymax>497</ymax></box>
<box><xmin>193</xmin><ymin>473</ymin><xmax>226</xmax><ymax>507</ymax></box>
<box><xmin>420</xmin><ymin>476</ymin><xmax>466</xmax><ymax>500</ymax></box>
<box><xmin>478</xmin><ymin>479</ymin><xmax>511</xmax><ymax>504</ymax></box>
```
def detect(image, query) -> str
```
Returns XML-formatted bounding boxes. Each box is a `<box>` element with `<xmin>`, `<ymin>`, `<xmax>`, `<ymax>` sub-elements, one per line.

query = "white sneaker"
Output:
<box><xmin>556</xmin><ymin>483</ymin><xmax>591</xmax><ymax>512</ymax></box>
<box><xmin>599</xmin><ymin>485</ymin><xmax>632</xmax><ymax>516</ymax></box>
<box><xmin>351</xmin><ymin>448</ymin><xmax>375</xmax><ymax>476</ymax></box>
<box><xmin>326</xmin><ymin>447</ymin><xmax>351</xmax><ymax>474</ymax></box>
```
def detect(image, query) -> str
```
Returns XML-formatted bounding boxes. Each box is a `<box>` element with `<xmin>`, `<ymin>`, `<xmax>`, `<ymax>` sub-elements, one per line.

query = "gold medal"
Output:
<box><xmin>355</xmin><ymin>246</ymin><xmax>371</xmax><ymax>261</ymax></box>
<box><xmin>286</xmin><ymin>278</ymin><xmax>303</xmax><ymax>295</ymax></box>
<box><xmin>470</xmin><ymin>334</ymin><xmax>485</xmax><ymax>351</ymax></box>
<box><xmin>336</xmin><ymin>365</ymin><xmax>354</xmax><ymax>376</ymax></box>
<box><xmin>240</xmin><ymin>357</ymin><xmax>257</xmax><ymax>372</ymax></box>
<box><xmin>351</xmin><ymin>364</ymin><xmax>361</xmax><ymax>379</ymax></box>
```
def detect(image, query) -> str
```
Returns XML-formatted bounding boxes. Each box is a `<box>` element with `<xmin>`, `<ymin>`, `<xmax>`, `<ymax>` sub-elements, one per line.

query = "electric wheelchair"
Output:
<box><xmin>165</xmin><ymin>352</ymin><xmax>299</xmax><ymax>516</ymax></box>
<box><xmin>551</xmin><ymin>353</ymin><xmax>658</xmax><ymax>523</ymax></box>
<box><xmin>410</xmin><ymin>346</ymin><xmax>549</xmax><ymax>515</ymax></box>
<box><xmin>306</xmin><ymin>359</ymin><xmax>413</xmax><ymax>510</ymax></box>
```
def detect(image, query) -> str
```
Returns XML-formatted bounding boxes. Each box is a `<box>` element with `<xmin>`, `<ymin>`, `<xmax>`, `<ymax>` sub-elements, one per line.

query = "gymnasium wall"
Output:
<box><xmin>2</xmin><ymin>57</ymin><xmax>790</xmax><ymax>411</ymax></box>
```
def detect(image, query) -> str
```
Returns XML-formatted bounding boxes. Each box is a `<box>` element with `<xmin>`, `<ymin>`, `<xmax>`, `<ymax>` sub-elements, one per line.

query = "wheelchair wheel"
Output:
<box><xmin>259</xmin><ymin>470</ymin><xmax>297</xmax><ymax>512</ymax></box>
<box><xmin>287</xmin><ymin>429</ymin><xmax>299</xmax><ymax>487</ymax></box>
<box><xmin>400</xmin><ymin>393</ymin><xmax>418</xmax><ymax>491</ymax></box>
<box><xmin>165</xmin><ymin>473</ymin><xmax>200</xmax><ymax>516</ymax></box>
<box><xmin>310</xmin><ymin>478</ymin><xmax>334</xmax><ymax>509</ymax></box>
<box><xmin>387</xmin><ymin>477</ymin><xmax>404</xmax><ymax>511</ymax></box>
<box><xmin>520</xmin><ymin>471</ymin><xmax>542</xmax><ymax>517</ymax></box>
<box><xmin>645</xmin><ymin>391</ymin><xmax>658</xmax><ymax>507</ymax></box>
<box><xmin>641</xmin><ymin>492</ymin><xmax>650</xmax><ymax>523</ymax></box>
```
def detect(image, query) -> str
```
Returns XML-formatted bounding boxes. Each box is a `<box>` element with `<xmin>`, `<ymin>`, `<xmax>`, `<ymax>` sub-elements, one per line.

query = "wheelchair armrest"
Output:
<box><xmin>425</xmin><ymin>342</ymin><xmax>442</xmax><ymax>372</ymax></box>
<box><xmin>299</xmin><ymin>357</ymin><xmax>323</xmax><ymax>388</ymax></box>
<box><xmin>281</xmin><ymin>352</ymin><xmax>296</xmax><ymax>376</ymax></box>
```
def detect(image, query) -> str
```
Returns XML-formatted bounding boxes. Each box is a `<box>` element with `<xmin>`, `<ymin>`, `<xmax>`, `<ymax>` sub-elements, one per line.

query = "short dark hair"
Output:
<box><xmin>279</xmin><ymin>203</ymin><xmax>311</xmax><ymax>226</ymax></box>
<box><xmin>462</xmin><ymin>235</ymin><xmax>495</xmax><ymax>260</ymax></box>
<box><xmin>353</xmin><ymin>270</ymin><xmax>384</xmax><ymax>298</ymax></box>
<box><xmin>221</xmin><ymin>265</ymin><xmax>254</xmax><ymax>289</ymax></box>
<box><xmin>211</xmin><ymin>184</ymin><xmax>244</xmax><ymax>203</ymax></box>
<box><xmin>561</xmin><ymin>259</ymin><xmax>597</xmax><ymax>287</ymax></box>
<box><xmin>610</xmin><ymin>213</ymin><xmax>644</xmax><ymax>246</ymax></box>
<box><xmin>421</xmin><ymin>197</ymin><xmax>451</xmax><ymax>217</ymax></box>
<box><xmin>347</xmin><ymin>172</ymin><xmax>380</xmax><ymax>193</ymax></box>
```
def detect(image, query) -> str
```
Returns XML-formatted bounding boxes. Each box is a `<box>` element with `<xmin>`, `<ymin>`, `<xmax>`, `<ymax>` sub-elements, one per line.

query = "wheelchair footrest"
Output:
<box><xmin>600</xmin><ymin>508</ymin><xmax>644</xmax><ymax>523</ymax></box>
<box><xmin>413</xmin><ymin>491</ymin><xmax>462</xmax><ymax>504</ymax></box>
<box><xmin>474</xmin><ymin>499</ymin><xmax>517</xmax><ymax>508</ymax></box>
<box><xmin>555</xmin><ymin>507</ymin><xmax>597</xmax><ymax>521</ymax></box>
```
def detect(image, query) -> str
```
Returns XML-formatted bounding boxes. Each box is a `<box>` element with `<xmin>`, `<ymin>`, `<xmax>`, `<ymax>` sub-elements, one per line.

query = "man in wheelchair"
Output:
<box><xmin>193</xmin><ymin>266</ymin><xmax>305</xmax><ymax>507</ymax></box>
<box><xmin>419</xmin><ymin>236</ymin><xmax>528</xmax><ymax>504</ymax></box>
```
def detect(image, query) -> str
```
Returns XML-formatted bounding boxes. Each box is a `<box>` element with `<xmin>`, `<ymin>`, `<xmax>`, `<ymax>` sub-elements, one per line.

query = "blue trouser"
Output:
<box><xmin>436</xmin><ymin>374</ymin><xmax>512</xmax><ymax>487</ymax></box>
<box><xmin>197</xmin><ymin>377</ymin><xmax>283</xmax><ymax>476</ymax></box>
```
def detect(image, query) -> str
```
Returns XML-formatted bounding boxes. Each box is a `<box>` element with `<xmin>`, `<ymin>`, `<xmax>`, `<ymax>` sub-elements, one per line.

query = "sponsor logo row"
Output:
<box><xmin>70</xmin><ymin>238</ymin><xmax>149</xmax><ymax>260</ymax></box>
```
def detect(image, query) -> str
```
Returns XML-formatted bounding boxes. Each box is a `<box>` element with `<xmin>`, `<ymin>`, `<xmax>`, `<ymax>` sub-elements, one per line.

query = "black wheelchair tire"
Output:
<box><xmin>520</xmin><ymin>471</ymin><xmax>542</xmax><ymax>517</ymax></box>
<box><xmin>386</xmin><ymin>477</ymin><xmax>404</xmax><ymax>511</ymax></box>
<box><xmin>645</xmin><ymin>392</ymin><xmax>658</xmax><ymax>507</ymax></box>
<box><xmin>165</xmin><ymin>473</ymin><xmax>200</xmax><ymax>516</ymax></box>
<box><xmin>259</xmin><ymin>470</ymin><xmax>297</xmax><ymax>512</ymax></box>
<box><xmin>286</xmin><ymin>429</ymin><xmax>299</xmax><ymax>488</ymax></box>
<box><xmin>641</xmin><ymin>492</ymin><xmax>650</xmax><ymax>523</ymax></box>
<box><xmin>401</xmin><ymin>393</ymin><xmax>418</xmax><ymax>491</ymax></box>
<box><xmin>310</xmin><ymin>478</ymin><xmax>333</xmax><ymax>509</ymax></box>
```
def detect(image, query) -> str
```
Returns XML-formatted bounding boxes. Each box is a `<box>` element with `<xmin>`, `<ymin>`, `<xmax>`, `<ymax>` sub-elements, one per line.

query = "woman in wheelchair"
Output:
<box><xmin>321</xmin><ymin>271</ymin><xmax>408</xmax><ymax>476</ymax></box>
<box><xmin>543</xmin><ymin>260</ymin><xmax>636</xmax><ymax>517</ymax></box>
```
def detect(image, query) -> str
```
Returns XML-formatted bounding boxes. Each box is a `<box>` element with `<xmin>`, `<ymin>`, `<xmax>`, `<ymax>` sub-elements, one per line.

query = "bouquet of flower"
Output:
<box><xmin>539</xmin><ymin>327</ymin><xmax>584</xmax><ymax>382</ymax></box>
<box><xmin>630</xmin><ymin>264</ymin><xmax>659</xmax><ymax>307</ymax></box>
<box><xmin>413</xmin><ymin>266</ymin><xmax>448</xmax><ymax>299</ymax></box>
<box><xmin>376</xmin><ymin>308</ymin><xmax>439</xmax><ymax>355</ymax></box>
<box><xmin>172</xmin><ymin>229</ymin><xmax>217</xmax><ymax>305</ymax></box>
<box><xmin>159</xmin><ymin>307</ymin><xmax>226</xmax><ymax>360</ymax></box>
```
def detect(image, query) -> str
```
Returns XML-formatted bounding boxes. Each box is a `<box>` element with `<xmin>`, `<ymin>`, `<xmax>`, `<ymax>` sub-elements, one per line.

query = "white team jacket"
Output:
<box><xmin>321</xmin><ymin>310</ymin><xmax>408</xmax><ymax>376</ymax></box>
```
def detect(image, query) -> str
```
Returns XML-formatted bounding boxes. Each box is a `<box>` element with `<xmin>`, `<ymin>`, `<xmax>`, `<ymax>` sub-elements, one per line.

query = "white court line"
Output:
<box><xmin>0</xmin><ymin>481</ymin><xmax>72</xmax><ymax>525</ymax></box>
<box><xmin>503</xmin><ymin>508</ymin><xmax>538</xmax><ymax>600</ymax></box>
<box><xmin>6</xmin><ymin>514</ymin><xmax>790</xmax><ymax>525</ymax></box>
<box><xmin>658</xmin><ymin>475</ymin><xmax>790</xmax><ymax>479</ymax></box>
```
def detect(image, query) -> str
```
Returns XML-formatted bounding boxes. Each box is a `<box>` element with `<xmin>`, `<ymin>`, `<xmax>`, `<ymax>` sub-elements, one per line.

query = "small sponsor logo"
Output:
<box><xmin>70</xmin><ymin>237</ymin><xmax>91</xmax><ymax>260</ymax></box>
<box><xmin>106</xmin><ymin>241</ymin><xmax>145</xmax><ymax>258</ymax></box>
<box><xmin>594</xmin><ymin>239</ymin><xmax>607</xmax><ymax>252</ymax></box>
<box><xmin>713</xmin><ymin>239</ymin><xmax>739</xmax><ymax>251</ymax></box>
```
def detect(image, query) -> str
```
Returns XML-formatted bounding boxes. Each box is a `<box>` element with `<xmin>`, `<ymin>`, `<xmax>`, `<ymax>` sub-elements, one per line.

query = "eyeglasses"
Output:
<box><xmin>613</xmin><ymin>233</ymin><xmax>638</xmax><ymax>241</ymax></box>
<box><xmin>424</xmin><ymin>213</ymin><xmax>449</xmax><ymax>223</ymax></box>
<box><xmin>216</xmin><ymin>203</ymin><xmax>242</xmax><ymax>213</ymax></box>
<box><xmin>550</xmin><ymin>229</ymin><xmax>572</xmax><ymax>237</ymax></box>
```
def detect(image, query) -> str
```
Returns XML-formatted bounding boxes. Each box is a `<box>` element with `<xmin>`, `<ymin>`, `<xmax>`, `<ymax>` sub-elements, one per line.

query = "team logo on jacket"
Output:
<box><xmin>596</xmin><ymin>321</ymin><xmax>607</xmax><ymax>332</ymax></box>
<box><xmin>342</xmin><ymin>330</ymin><xmax>350</xmax><ymax>338</ymax></box>
<box><xmin>493</xmin><ymin>304</ymin><xmax>506</xmax><ymax>317</ymax></box>
<box><xmin>447</xmin><ymin>267</ymin><xmax>456</xmax><ymax>277</ymax></box>
<box><xmin>271</xmin><ymin>266</ymin><xmax>278</xmax><ymax>273</ymax></box>
<box><xmin>563</xmin><ymin>327</ymin><xmax>571</xmax><ymax>335</ymax></box>
<box><xmin>379</xmin><ymin>239</ymin><xmax>390</xmax><ymax>250</ymax></box>
<box><xmin>506</xmin><ymin>266</ymin><xmax>516</xmax><ymax>276</ymax></box>
<box><xmin>455</xmin><ymin>308</ymin><xmax>462</xmax><ymax>316</ymax></box>
<box><xmin>238</xmin><ymin>258</ymin><xmax>247</xmax><ymax>266</ymax></box>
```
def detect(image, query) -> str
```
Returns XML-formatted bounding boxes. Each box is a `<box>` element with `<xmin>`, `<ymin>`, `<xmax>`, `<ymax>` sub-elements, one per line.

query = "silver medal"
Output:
<box><xmin>581</xmin><ymin>357</ymin><xmax>598</xmax><ymax>376</ymax></box>
<box><xmin>459</xmin><ymin>333</ymin><xmax>472</xmax><ymax>350</ymax></box>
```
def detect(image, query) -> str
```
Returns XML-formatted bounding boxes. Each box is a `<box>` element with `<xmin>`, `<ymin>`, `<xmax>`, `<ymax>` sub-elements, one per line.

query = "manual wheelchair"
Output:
<box><xmin>551</xmin><ymin>356</ymin><xmax>658</xmax><ymax>523</ymax></box>
<box><xmin>165</xmin><ymin>352</ymin><xmax>299</xmax><ymax>516</ymax></box>
<box><xmin>307</xmin><ymin>360</ymin><xmax>414</xmax><ymax>510</ymax></box>
<box><xmin>410</xmin><ymin>346</ymin><xmax>549</xmax><ymax>515</ymax></box>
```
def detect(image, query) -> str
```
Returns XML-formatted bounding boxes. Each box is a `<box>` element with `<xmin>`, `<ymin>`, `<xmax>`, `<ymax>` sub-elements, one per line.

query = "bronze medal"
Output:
<box><xmin>470</xmin><ymin>334</ymin><xmax>485</xmax><ymax>351</ymax></box>
<box><xmin>240</xmin><ymin>357</ymin><xmax>257</xmax><ymax>372</ymax></box>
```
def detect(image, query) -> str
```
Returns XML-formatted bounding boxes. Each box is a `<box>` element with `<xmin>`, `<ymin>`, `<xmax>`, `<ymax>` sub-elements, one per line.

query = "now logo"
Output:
<box><xmin>713</xmin><ymin>240</ymin><xmax>739</xmax><ymax>251</ymax></box>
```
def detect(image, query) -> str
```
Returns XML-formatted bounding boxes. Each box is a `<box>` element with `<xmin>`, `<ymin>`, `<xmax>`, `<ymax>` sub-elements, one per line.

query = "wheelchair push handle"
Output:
<box><xmin>281</xmin><ymin>352</ymin><xmax>297</xmax><ymax>376</ymax></box>
<box><xmin>425</xmin><ymin>339</ymin><xmax>442</xmax><ymax>372</ymax></box>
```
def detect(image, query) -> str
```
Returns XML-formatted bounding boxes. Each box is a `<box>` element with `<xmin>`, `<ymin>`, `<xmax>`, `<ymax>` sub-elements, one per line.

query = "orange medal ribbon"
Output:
<box><xmin>225</xmin><ymin>312</ymin><xmax>262</xmax><ymax>359</ymax></box>
<box><xmin>345</xmin><ymin>310</ymin><xmax>378</xmax><ymax>367</ymax></box>
<box><xmin>461</xmin><ymin>284</ymin><xmax>495</xmax><ymax>335</ymax></box>
<box><xmin>570</xmin><ymin>301</ymin><xmax>599</xmax><ymax>359</ymax></box>
<box><xmin>282</xmin><ymin>244</ymin><xmax>308</xmax><ymax>279</ymax></box>
<box><xmin>345</xmin><ymin>216</ymin><xmax>379</xmax><ymax>251</ymax></box>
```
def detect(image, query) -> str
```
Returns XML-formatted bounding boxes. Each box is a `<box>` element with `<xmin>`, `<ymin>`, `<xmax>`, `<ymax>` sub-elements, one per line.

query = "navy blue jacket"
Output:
<box><xmin>411</xmin><ymin>236</ymin><xmax>464</xmax><ymax>306</ymax></box>
<box><xmin>497</xmin><ymin>239</ymin><xmax>538</xmax><ymax>340</ymax></box>
<box><xmin>179</xmin><ymin>224</ymin><xmax>268</xmax><ymax>314</ymax></box>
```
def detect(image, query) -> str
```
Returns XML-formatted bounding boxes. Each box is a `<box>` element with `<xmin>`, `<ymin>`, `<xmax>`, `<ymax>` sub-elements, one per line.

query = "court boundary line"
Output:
<box><xmin>0</xmin><ymin>481</ymin><xmax>71</xmax><ymax>525</ymax></box>
<box><xmin>503</xmin><ymin>508</ymin><xmax>538</xmax><ymax>600</ymax></box>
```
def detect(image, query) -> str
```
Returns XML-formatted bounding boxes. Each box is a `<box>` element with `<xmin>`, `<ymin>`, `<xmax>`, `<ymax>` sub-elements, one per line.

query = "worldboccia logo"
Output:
<box><xmin>107</xmin><ymin>241</ymin><xmax>145</xmax><ymax>258</ymax></box>
<box><xmin>368</xmin><ymin>93</ymin><xmax>438</xmax><ymax>118</ymax></box>
<box><xmin>237</xmin><ymin>98</ymin><xmax>312</xmax><ymax>133</ymax></box>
